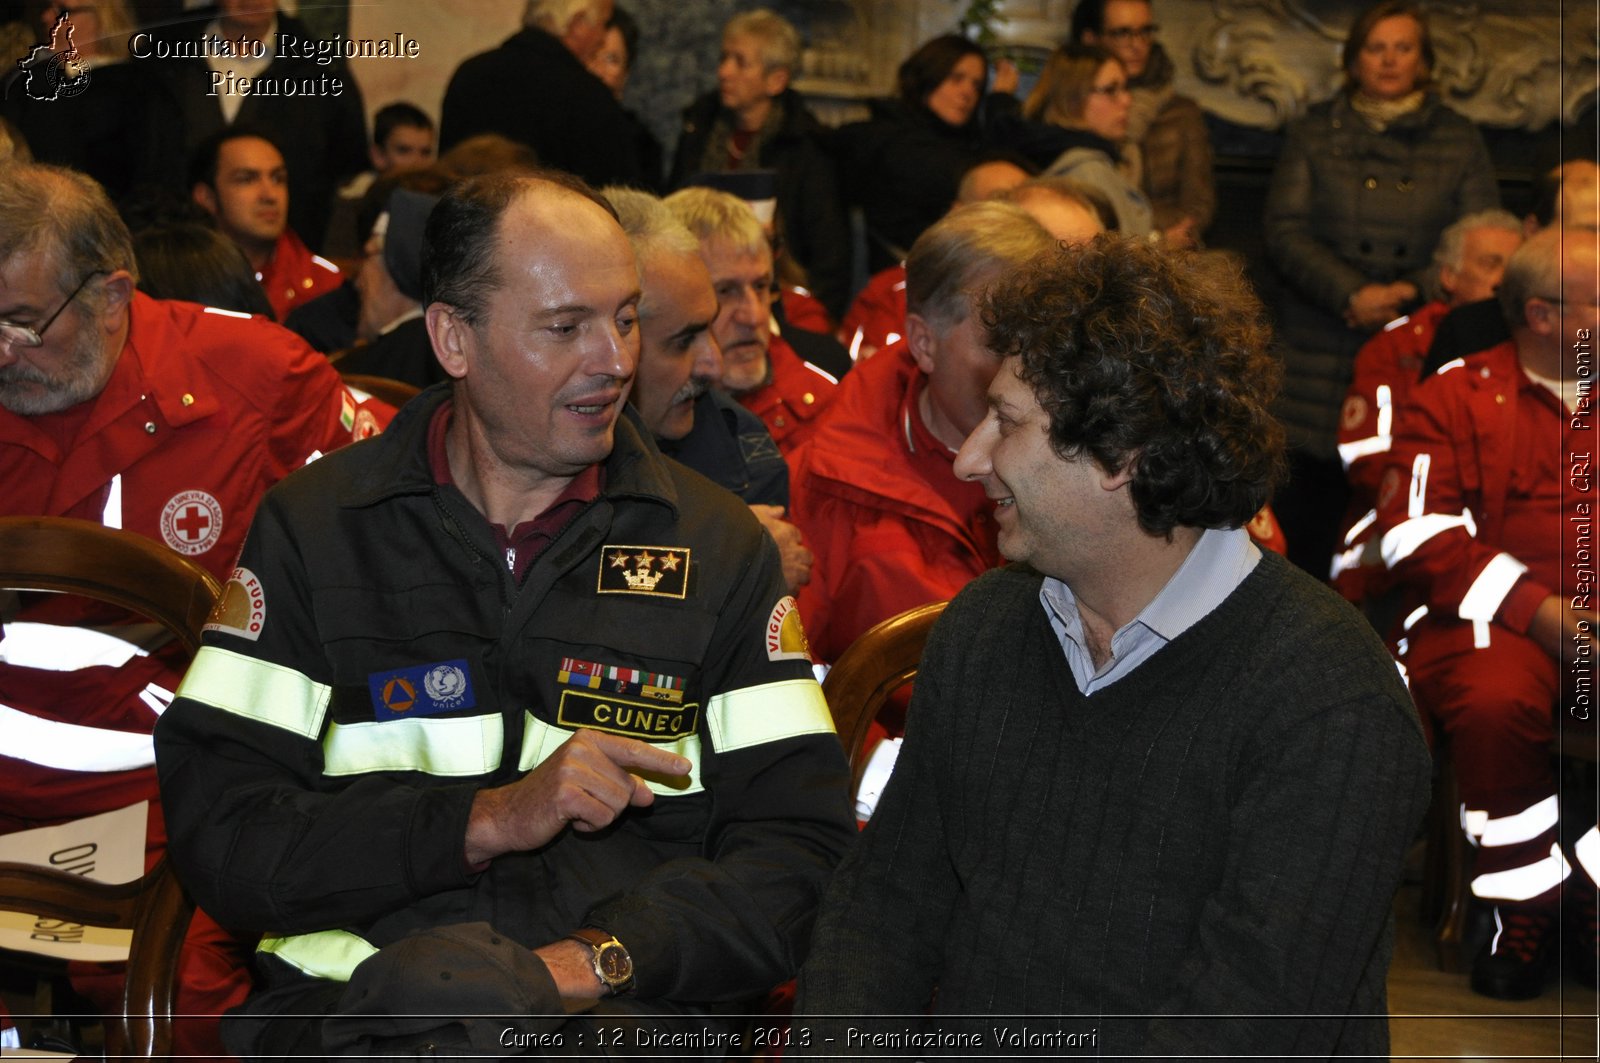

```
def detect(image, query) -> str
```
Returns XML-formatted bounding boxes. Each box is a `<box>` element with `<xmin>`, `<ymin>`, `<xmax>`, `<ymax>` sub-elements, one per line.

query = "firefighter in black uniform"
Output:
<box><xmin>155</xmin><ymin>169</ymin><xmax>856</xmax><ymax>1059</ymax></box>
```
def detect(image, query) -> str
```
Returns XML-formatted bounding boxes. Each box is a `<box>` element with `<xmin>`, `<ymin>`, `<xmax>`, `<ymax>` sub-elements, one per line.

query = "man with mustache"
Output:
<box><xmin>665</xmin><ymin>186</ymin><xmax>838</xmax><ymax>455</ymax></box>
<box><xmin>155</xmin><ymin>170</ymin><xmax>855</xmax><ymax>1058</ymax></box>
<box><xmin>607</xmin><ymin>185</ymin><xmax>812</xmax><ymax>593</ymax></box>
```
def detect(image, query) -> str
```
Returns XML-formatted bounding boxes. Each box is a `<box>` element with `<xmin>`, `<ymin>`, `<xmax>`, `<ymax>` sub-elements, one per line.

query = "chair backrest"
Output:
<box><xmin>820</xmin><ymin>600</ymin><xmax>947</xmax><ymax>782</ymax></box>
<box><xmin>0</xmin><ymin>859</ymin><xmax>192</xmax><ymax>1060</ymax></box>
<box><xmin>339</xmin><ymin>372</ymin><xmax>422</xmax><ymax>409</ymax></box>
<box><xmin>0</xmin><ymin>515</ymin><xmax>216</xmax><ymax>1059</ymax></box>
<box><xmin>0</xmin><ymin>515</ymin><xmax>221</xmax><ymax>654</ymax></box>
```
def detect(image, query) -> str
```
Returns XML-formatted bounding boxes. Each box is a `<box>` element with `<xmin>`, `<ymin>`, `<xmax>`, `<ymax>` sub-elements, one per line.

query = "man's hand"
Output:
<box><xmin>532</xmin><ymin>939</ymin><xmax>607</xmax><ymax>1010</ymax></box>
<box><xmin>750</xmin><ymin>504</ymin><xmax>814</xmax><ymax>590</ymax></box>
<box><xmin>1529</xmin><ymin>593</ymin><xmax>1598</xmax><ymax>660</ymax></box>
<box><xmin>464</xmin><ymin>730</ymin><xmax>691</xmax><ymax>865</ymax></box>
<box><xmin>1162</xmin><ymin>217</ymin><xmax>1200</xmax><ymax>250</ymax></box>
<box><xmin>1344</xmin><ymin>282</ymin><xmax>1416</xmax><ymax>331</ymax></box>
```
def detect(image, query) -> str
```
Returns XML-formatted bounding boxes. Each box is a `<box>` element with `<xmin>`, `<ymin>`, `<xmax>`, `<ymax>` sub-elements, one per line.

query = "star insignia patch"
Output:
<box><xmin>598</xmin><ymin>545</ymin><xmax>691</xmax><ymax>598</ymax></box>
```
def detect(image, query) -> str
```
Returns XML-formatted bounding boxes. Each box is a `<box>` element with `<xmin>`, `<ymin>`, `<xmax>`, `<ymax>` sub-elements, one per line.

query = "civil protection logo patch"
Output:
<box><xmin>597</xmin><ymin>545</ymin><xmax>690</xmax><ymax>598</ymax></box>
<box><xmin>368</xmin><ymin>659</ymin><xmax>475</xmax><ymax>721</ymax></box>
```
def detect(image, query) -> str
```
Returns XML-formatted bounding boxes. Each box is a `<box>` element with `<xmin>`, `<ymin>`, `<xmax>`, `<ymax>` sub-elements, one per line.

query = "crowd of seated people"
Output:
<box><xmin>0</xmin><ymin>0</ymin><xmax>1591</xmax><ymax>1054</ymax></box>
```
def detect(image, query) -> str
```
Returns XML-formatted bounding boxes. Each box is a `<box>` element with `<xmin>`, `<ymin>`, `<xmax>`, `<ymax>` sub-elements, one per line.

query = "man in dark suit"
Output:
<box><xmin>439</xmin><ymin>0</ymin><xmax>640</xmax><ymax>188</ymax></box>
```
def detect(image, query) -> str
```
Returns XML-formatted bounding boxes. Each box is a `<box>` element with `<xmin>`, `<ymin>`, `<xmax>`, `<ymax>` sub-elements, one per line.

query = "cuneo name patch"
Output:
<box><xmin>557</xmin><ymin>689</ymin><xmax>700</xmax><ymax>742</ymax></box>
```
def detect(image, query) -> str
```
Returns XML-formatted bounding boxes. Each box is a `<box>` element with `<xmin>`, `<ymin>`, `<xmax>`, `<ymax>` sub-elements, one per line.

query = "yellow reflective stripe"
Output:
<box><xmin>517</xmin><ymin>712</ymin><xmax>704</xmax><ymax>796</ymax></box>
<box><xmin>259</xmin><ymin>930</ymin><xmax>376</xmax><ymax>982</ymax></box>
<box><xmin>706</xmin><ymin>678</ymin><xmax>834</xmax><ymax>754</ymax></box>
<box><xmin>176</xmin><ymin>647</ymin><xmax>330</xmax><ymax>739</ymax></box>
<box><xmin>323</xmin><ymin>714</ymin><xmax>504</xmax><ymax>777</ymax></box>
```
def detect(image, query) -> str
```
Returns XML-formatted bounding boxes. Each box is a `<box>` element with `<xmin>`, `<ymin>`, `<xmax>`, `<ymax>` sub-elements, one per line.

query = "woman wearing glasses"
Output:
<box><xmin>1020</xmin><ymin>44</ymin><xmax>1154</xmax><ymax>239</ymax></box>
<box><xmin>1263</xmin><ymin>0</ymin><xmax>1498</xmax><ymax>575</ymax></box>
<box><xmin>1073</xmin><ymin>0</ymin><xmax>1212</xmax><ymax>249</ymax></box>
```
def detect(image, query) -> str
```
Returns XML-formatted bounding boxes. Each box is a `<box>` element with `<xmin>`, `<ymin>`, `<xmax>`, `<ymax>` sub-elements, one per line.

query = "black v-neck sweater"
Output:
<box><xmin>796</xmin><ymin>552</ymin><xmax>1431</xmax><ymax>1059</ymax></box>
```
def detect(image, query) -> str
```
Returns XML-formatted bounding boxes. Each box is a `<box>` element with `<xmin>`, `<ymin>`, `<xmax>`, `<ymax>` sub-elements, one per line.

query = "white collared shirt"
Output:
<box><xmin>1040</xmin><ymin>527</ymin><xmax>1260</xmax><ymax>694</ymax></box>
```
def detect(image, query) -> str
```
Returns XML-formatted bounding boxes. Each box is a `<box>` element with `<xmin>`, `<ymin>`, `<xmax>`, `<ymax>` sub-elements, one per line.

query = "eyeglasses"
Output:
<box><xmin>1088</xmin><ymin>80</ymin><xmax>1131</xmax><ymax>98</ymax></box>
<box><xmin>0</xmin><ymin>270</ymin><xmax>105</xmax><ymax>349</ymax></box>
<box><xmin>1103</xmin><ymin>24</ymin><xmax>1159</xmax><ymax>42</ymax></box>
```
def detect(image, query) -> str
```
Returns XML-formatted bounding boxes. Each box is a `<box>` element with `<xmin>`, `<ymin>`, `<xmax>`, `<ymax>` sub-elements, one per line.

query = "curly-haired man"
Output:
<box><xmin>795</xmin><ymin>235</ymin><xmax>1432</xmax><ymax>1059</ymax></box>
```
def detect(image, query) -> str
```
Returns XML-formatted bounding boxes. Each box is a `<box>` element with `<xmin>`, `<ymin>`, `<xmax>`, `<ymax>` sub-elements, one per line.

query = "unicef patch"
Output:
<box><xmin>369</xmin><ymin>659</ymin><xmax>476</xmax><ymax>721</ymax></box>
<box><xmin>160</xmin><ymin>490</ymin><xmax>224</xmax><ymax>556</ymax></box>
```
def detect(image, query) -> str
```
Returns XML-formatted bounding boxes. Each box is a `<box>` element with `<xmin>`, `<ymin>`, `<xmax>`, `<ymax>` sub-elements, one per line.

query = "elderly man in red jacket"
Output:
<box><xmin>1378</xmin><ymin>225</ymin><xmax>1600</xmax><ymax>1000</ymax></box>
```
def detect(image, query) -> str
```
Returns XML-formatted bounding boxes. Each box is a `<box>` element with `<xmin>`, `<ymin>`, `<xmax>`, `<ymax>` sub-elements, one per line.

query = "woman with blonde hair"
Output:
<box><xmin>1018</xmin><ymin>43</ymin><xmax>1153</xmax><ymax>238</ymax></box>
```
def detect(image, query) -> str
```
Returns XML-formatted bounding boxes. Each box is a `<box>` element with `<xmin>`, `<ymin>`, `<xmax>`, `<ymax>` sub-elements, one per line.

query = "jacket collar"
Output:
<box><xmin>341</xmin><ymin>383</ymin><xmax>680</xmax><ymax>517</ymax></box>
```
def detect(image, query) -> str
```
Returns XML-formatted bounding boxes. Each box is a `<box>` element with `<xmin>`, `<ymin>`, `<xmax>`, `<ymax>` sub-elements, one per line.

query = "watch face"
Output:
<box><xmin>596</xmin><ymin>942</ymin><xmax>632</xmax><ymax>984</ymax></box>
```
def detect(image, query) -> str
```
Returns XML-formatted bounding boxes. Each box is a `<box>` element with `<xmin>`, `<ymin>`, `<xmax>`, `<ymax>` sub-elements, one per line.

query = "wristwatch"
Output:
<box><xmin>567</xmin><ymin>927</ymin><xmax>634</xmax><ymax>996</ymax></box>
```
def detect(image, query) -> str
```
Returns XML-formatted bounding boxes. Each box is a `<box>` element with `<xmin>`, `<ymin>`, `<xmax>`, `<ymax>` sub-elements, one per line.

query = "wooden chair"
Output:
<box><xmin>0</xmin><ymin>515</ymin><xmax>217</xmax><ymax>1058</ymax></box>
<box><xmin>0</xmin><ymin>860</ymin><xmax>192</xmax><ymax>1059</ymax></box>
<box><xmin>0</xmin><ymin>515</ymin><xmax>220</xmax><ymax>655</ymax></box>
<box><xmin>821</xmin><ymin>601</ymin><xmax>947</xmax><ymax>785</ymax></box>
<box><xmin>338</xmin><ymin>371</ymin><xmax>422</xmax><ymax>409</ymax></box>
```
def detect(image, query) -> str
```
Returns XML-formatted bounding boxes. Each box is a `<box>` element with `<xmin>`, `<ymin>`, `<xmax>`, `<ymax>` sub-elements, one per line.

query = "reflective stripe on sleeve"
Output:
<box><xmin>517</xmin><ymin>712</ymin><xmax>705</xmax><ymax>796</ymax></box>
<box><xmin>1457</xmin><ymin>552</ymin><xmax>1529</xmax><ymax>622</ymax></box>
<box><xmin>322</xmin><ymin>714</ymin><xmax>504</xmax><ymax>777</ymax></box>
<box><xmin>0</xmin><ymin>702</ymin><xmax>154</xmax><ymax>772</ymax></box>
<box><xmin>1381</xmin><ymin>510</ymin><xmax>1478</xmax><ymax>568</ymax></box>
<box><xmin>706</xmin><ymin>678</ymin><xmax>834</xmax><ymax>754</ymax></box>
<box><xmin>1471</xmin><ymin>843</ymin><xmax>1570</xmax><ymax>901</ymax></box>
<box><xmin>176</xmin><ymin>647</ymin><xmax>330</xmax><ymax>739</ymax></box>
<box><xmin>0</xmin><ymin>622</ymin><xmax>149</xmax><ymax>670</ymax></box>
<box><xmin>1407</xmin><ymin>453</ymin><xmax>1431</xmax><ymax>519</ymax></box>
<box><xmin>258</xmin><ymin>929</ymin><xmax>377</xmax><ymax>982</ymax></box>
<box><xmin>1337</xmin><ymin>433</ymin><xmax>1390</xmax><ymax>468</ymax></box>
<box><xmin>1337</xmin><ymin>386</ymin><xmax>1396</xmax><ymax>469</ymax></box>
<box><xmin>1477</xmin><ymin>795</ymin><xmax>1559</xmax><ymax>848</ymax></box>
<box><xmin>102</xmin><ymin>473</ymin><xmax>122</xmax><ymax>529</ymax></box>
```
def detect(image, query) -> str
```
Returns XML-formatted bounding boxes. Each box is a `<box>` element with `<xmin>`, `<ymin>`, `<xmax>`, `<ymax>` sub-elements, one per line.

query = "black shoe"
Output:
<box><xmin>1471</xmin><ymin>904</ymin><xmax>1556</xmax><ymax>1000</ymax></box>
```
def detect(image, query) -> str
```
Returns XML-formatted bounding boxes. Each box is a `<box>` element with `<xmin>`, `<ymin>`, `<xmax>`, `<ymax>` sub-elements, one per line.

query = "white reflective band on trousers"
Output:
<box><xmin>1469</xmin><ymin>794</ymin><xmax>1560</xmax><ymax>848</ymax></box>
<box><xmin>1576</xmin><ymin>825</ymin><xmax>1600</xmax><ymax>886</ymax></box>
<box><xmin>0</xmin><ymin>702</ymin><xmax>155</xmax><ymax>772</ymax></box>
<box><xmin>0</xmin><ymin>622</ymin><xmax>150</xmax><ymax>671</ymax></box>
<box><xmin>1471</xmin><ymin>842</ymin><xmax>1571</xmax><ymax>901</ymax></box>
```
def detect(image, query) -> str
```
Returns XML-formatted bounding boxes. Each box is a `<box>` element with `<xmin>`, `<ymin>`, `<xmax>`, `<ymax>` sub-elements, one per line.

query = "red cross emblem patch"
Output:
<box><xmin>160</xmin><ymin>489</ymin><xmax>224</xmax><ymax>556</ymax></box>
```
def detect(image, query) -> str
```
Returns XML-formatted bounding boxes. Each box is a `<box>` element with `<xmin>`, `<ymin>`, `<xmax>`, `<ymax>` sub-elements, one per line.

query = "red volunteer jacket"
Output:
<box><xmin>1376</xmin><ymin>340</ymin><xmax>1573</xmax><ymax>646</ymax></box>
<box><xmin>257</xmin><ymin>227</ymin><xmax>343</xmax><ymax>322</ymax></box>
<box><xmin>789</xmin><ymin>341</ymin><xmax>1000</xmax><ymax>665</ymax></box>
<box><xmin>736</xmin><ymin>333</ymin><xmax>839</xmax><ymax>455</ymax></box>
<box><xmin>0</xmin><ymin>293</ymin><xmax>390</xmax><ymax>830</ymax></box>
<box><xmin>838</xmin><ymin>263</ymin><xmax>906</xmax><ymax>360</ymax></box>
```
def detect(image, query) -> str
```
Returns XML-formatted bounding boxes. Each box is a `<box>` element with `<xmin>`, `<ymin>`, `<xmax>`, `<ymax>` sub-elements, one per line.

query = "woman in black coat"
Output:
<box><xmin>1262</xmin><ymin>0</ymin><xmax>1498</xmax><ymax>575</ymax></box>
<box><xmin>835</xmin><ymin>35</ymin><xmax>1018</xmax><ymax>272</ymax></box>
